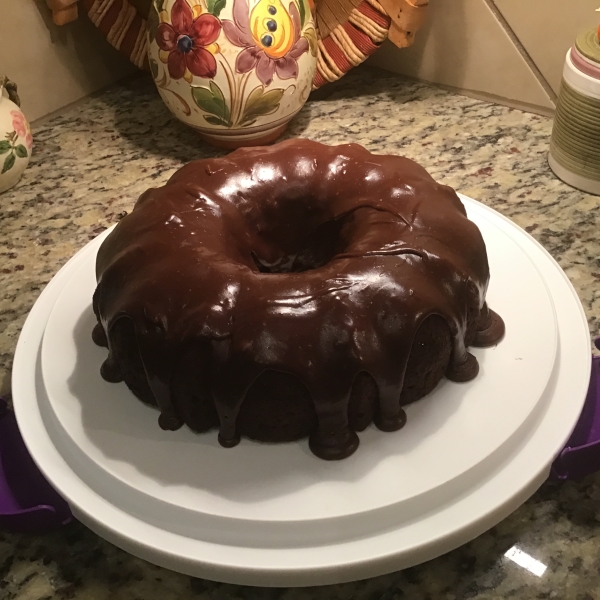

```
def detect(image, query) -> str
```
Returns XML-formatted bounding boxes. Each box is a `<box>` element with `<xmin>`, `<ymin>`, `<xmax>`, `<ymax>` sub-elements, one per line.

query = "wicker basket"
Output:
<box><xmin>46</xmin><ymin>0</ymin><xmax>427</xmax><ymax>88</ymax></box>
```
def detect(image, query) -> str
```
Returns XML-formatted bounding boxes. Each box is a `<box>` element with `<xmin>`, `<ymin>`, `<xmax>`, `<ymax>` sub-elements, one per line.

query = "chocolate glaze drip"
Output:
<box><xmin>473</xmin><ymin>306</ymin><xmax>506</xmax><ymax>348</ymax></box>
<box><xmin>92</xmin><ymin>139</ymin><xmax>504</xmax><ymax>460</ymax></box>
<box><xmin>92</xmin><ymin>322</ymin><xmax>108</xmax><ymax>347</ymax></box>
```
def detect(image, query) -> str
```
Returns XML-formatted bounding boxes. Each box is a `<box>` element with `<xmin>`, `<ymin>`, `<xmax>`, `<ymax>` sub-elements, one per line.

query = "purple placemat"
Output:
<box><xmin>1</xmin><ymin>340</ymin><xmax>599</xmax><ymax>533</ymax></box>
<box><xmin>550</xmin><ymin>338</ymin><xmax>600</xmax><ymax>480</ymax></box>
<box><xmin>0</xmin><ymin>397</ymin><xmax>72</xmax><ymax>533</ymax></box>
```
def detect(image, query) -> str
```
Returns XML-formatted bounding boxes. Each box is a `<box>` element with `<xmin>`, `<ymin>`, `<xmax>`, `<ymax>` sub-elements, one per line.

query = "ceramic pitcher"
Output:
<box><xmin>0</xmin><ymin>77</ymin><xmax>32</xmax><ymax>194</ymax></box>
<box><xmin>147</xmin><ymin>0</ymin><xmax>317</xmax><ymax>148</ymax></box>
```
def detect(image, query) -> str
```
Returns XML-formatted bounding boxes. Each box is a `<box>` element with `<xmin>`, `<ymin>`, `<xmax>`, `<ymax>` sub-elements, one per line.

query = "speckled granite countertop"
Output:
<box><xmin>1</xmin><ymin>66</ymin><xmax>600</xmax><ymax>599</ymax></box>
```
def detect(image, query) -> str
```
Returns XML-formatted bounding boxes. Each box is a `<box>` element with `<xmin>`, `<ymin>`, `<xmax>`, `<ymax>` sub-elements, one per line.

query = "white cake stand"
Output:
<box><xmin>11</xmin><ymin>196</ymin><xmax>591</xmax><ymax>586</ymax></box>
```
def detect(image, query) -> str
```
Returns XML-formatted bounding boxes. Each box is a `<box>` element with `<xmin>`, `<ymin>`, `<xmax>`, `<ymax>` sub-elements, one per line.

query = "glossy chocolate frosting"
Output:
<box><xmin>92</xmin><ymin>139</ymin><xmax>504</xmax><ymax>459</ymax></box>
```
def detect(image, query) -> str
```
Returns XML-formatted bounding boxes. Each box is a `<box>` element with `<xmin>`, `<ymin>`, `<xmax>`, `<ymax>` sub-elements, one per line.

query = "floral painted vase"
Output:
<box><xmin>147</xmin><ymin>0</ymin><xmax>317</xmax><ymax>147</ymax></box>
<box><xmin>0</xmin><ymin>77</ymin><xmax>32</xmax><ymax>194</ymax></box>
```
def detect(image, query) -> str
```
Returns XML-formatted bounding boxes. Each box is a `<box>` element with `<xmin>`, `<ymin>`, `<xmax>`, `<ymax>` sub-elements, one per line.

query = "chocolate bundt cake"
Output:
<box><xmin>92</xmin><ymin>139</ymin><xmax>505</xmax><ymax>460</ymax></box>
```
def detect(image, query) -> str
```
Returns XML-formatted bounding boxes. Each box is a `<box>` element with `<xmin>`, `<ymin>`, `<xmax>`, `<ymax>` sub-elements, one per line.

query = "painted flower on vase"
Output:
<box><xmin>222</xmin><ymin>0</ymin><xmax>309</xmax><ymax>85</ymax></box>
<box><xmin>11</xmin><ymin>110</ymin><xmax>32</xmax><ymax>149</ymax></box>
<box><xmin>157</xmin><ymin>0</ymin><xmax>222</xmax><ymax>81</ymax></box>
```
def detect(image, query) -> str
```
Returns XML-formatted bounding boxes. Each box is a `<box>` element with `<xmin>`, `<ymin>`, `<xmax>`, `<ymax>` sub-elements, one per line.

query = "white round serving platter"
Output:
<box><xmin>12</xmin><ymin>196</ymin><xmax>591</xmax><ymax>586</ymax></box>
<box><xmin>39</xmin><ymin>198</ymin><xmax>557</xmax><ymax>547</ymax></box>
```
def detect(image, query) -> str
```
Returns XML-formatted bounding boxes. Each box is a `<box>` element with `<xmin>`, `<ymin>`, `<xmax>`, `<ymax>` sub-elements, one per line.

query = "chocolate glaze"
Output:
<box><xmin>92</xmin><ymin>139</ymin><xmax>504</xmax><ymax>460</ymax></box>
<box><xmin>473</xmin><ymin>307</ymin><xmax>506</xmax><ymax>348</ymax></box>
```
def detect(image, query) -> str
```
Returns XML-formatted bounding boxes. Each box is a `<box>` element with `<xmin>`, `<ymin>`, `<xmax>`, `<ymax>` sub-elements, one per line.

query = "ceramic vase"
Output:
<box><xmin>0</xmin><ymin>78</ymin><xmax>32</xmax><ymax>194</ymax></box>
<box><xmin>147</xmin><ymin>0</ymin><xmax>317</xmax><ymax>148</ymax></box>
<box><xmin>549</xmin><ymin>29</ymin><xmax>600</xmax><ymax>196</ymax></box>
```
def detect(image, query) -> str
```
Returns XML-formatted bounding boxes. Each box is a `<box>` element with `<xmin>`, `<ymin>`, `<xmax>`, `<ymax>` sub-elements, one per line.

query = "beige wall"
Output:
<box><xmin>1</xmin><ymin>0</ymin><xmax>137</xmax><ymax>122</ymax></box>
<box><xmin>4</xmin><ymin>0</ymin><xmax>599</xmax><ymax>119</ymax></box>
<box><xmin>495</xmin><ymin>0</ymin><xmax>600</xmax><ymax>95</ymax></box>
<box><xmin>370</xmin><ymin>0</ymin><xmax>599</xmax><ymax>113</ymax></box>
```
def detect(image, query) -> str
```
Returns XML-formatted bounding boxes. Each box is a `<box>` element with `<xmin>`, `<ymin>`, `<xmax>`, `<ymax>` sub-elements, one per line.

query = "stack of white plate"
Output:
<box><xmin>12</xmin><ymin>195</ymin><xmax>591</xmax><ymax>586</ymax></box>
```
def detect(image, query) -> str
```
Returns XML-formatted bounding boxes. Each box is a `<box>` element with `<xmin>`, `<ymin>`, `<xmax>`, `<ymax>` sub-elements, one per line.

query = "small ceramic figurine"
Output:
<box><xmin>0</xmin><ymin>77</ymin><xmax>32</xmax><ymax>194</ymax></box>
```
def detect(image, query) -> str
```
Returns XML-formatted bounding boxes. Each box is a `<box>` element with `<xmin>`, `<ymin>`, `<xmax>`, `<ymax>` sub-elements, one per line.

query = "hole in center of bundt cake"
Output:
<box><xmin>251</xmin><ymin>216</ymin><xmax>349</xmax><ymax>274</ymax></box>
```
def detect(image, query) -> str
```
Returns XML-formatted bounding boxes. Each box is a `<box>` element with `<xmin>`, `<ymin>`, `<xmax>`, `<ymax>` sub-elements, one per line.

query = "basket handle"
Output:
<box><xmin>377</xmin><ymin>0</ymin><xmax>429</xmax><ymax>48</ymax></box>
<box><xmin>44</xmin><ymin>0</ymin><xmax>78</xmax><ymax>25</ymax></box>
